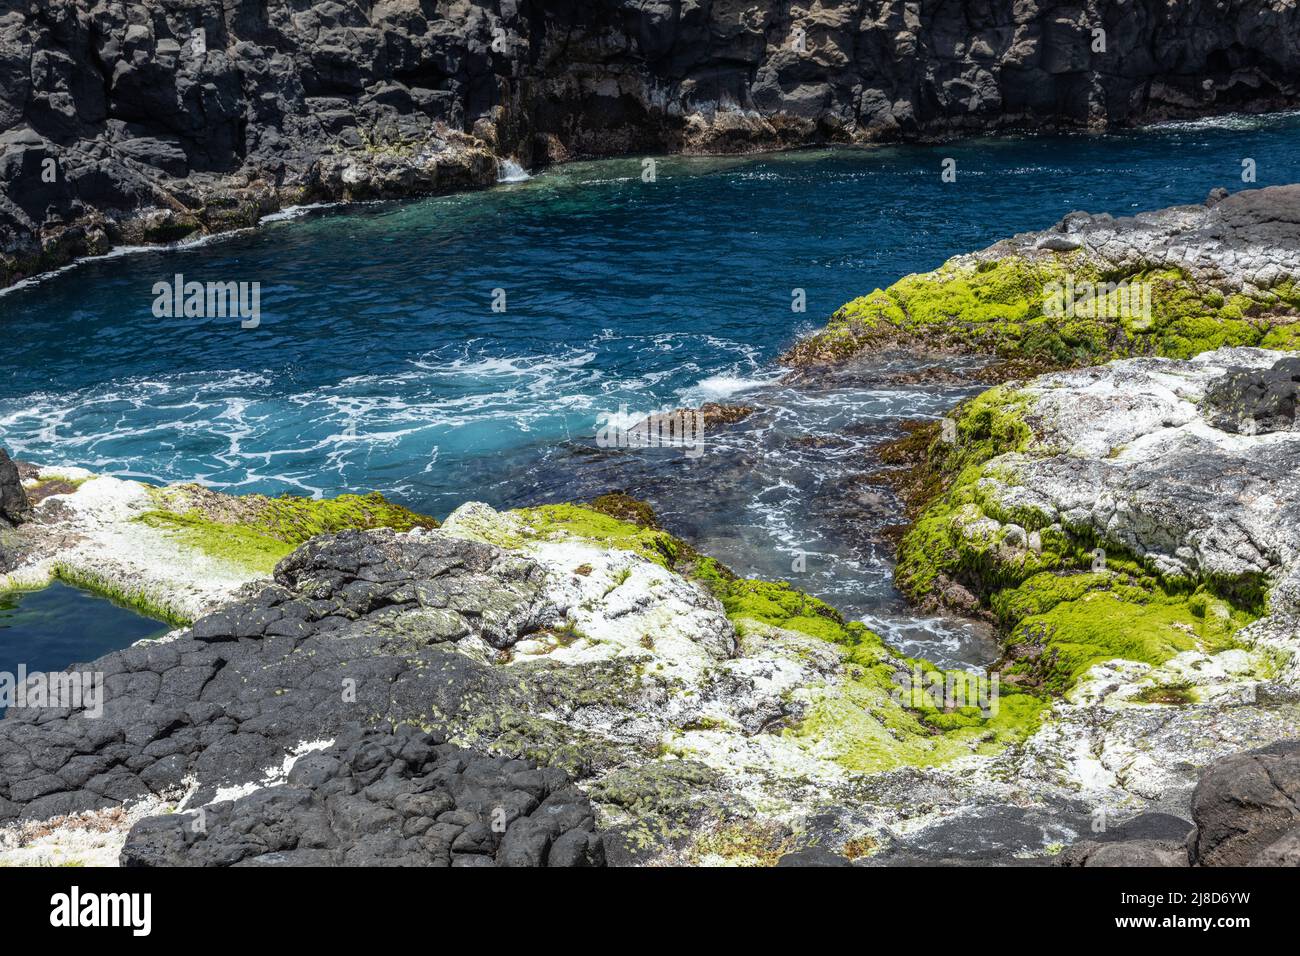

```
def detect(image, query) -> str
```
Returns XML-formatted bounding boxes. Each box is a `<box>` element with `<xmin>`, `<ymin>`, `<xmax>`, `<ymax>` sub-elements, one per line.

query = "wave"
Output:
<box><xmin>497</xmin><ymin>159</ymin><xmax>532</xmax><ymax>184</ymax></box>
<box><xmin>1145</xmin><ymin>109</ymin><xmax>1300</xmax><ymax>133</ymax></box>
<box><xmin>260</xmin><ymin>202</ymin><xmax>344</xmax><ymax>223</ymax></box>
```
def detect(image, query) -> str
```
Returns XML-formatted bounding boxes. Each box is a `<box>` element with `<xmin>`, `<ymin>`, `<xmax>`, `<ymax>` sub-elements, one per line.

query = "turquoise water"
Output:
<box><xmin>0</xmin><ymin>582</ymin><xmax>170</xmax><ymax>712</ymax></box>
<box><xmin>3</xmin><ymin>113</ymin><xmax>1299</xmax><ymax>666</ymax></box>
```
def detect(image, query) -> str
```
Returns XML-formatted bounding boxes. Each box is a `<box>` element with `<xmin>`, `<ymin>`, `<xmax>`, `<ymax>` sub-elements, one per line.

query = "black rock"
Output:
<box><xmin>120</xmin><ymin>726</ymin><xmax>605</xmax><ymax>867</ymax></box>
<box><xmin>1060</xmin><ymin>739</ymin><xmax>1300</xmax><ymax>867</ymax></box>
<box><xmin>9</xmin><ymin>1</ymin><xmax>1300</xmax><ymax>285</ymax></box>
<box><xmin>0</xmin><ymin>530</ymin><xmax>612</xmax><ymax>870</ymax></box>
<box><xmin>1189</xmin><ymin>740</ymin><xmax>1300</xmax><ymax>866</ymax></box>
<box><xmin>776</xmin><ymin>848</ymin><xmax>852</xmax><ymax>867</ymax></box>
<box><xmin>0</xmin><ymin>448</ymin><xmax>30</xmax><ymax>526</ymax></box>
<box><xmin>1090</xmin><ymin>811</ymin><xmax>1194</xmax><ymax>844</ymax></box>
<box><xmin>1204</xmin><ymin>356</ymin><xmax>1300</xmax><ymax>435</ymax></box>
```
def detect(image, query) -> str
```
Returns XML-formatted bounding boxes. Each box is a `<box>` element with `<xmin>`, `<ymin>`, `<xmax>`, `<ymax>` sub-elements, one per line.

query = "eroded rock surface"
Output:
<box><xmin>120</xmin><ymin>725</ymin><xmax>605</xmax><ymax>867</ymax></box>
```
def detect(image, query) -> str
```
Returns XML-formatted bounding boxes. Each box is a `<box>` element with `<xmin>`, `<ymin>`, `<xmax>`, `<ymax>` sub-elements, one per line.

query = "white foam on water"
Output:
<box><xmin>260</xmin><ymin>202</ymin><xmax>342</xmax><ymax>223</ymax></box>
<box><xmin>497</xmin><ymin>158</ymin><xmax>532</xmax><ymax>183</ymax></box>
<box><xmin>1146</xmin><ymin>109</ymin><xmax>1300</xmax><ymax>133</ymax></box>
<box><xmin>0</xmin><ymin>229</ymin><xmax>255</xmax><ymax>298</ymax></box>
<box><xmin>678</xmin><ymin>372</ymin><xmax>777</xmax><ymax>405</ymax></box>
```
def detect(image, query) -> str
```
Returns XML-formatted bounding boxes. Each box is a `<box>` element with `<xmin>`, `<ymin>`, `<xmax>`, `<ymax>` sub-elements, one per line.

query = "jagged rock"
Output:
<box><xmin>120</xmin><ymin>726</ymin><xmax>605</xmax><ymax>867</ymax></box>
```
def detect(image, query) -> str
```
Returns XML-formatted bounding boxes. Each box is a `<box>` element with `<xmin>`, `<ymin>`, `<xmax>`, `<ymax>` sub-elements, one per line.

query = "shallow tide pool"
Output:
<box><xmin>0</xmin><ymin>582</ymin><xmax>171</xmax><ymax>711</ymax></box>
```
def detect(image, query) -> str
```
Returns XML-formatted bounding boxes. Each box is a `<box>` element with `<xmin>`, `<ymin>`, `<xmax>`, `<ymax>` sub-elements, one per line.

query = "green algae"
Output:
<box><xmin>492</xmin><ymin>497</ymin><xmax>1049</xmax><ymax>774</ymax></box>
<box><xmin>785</xmin><ymin>253</ymin><xmax>1299</xmax><ymax>369</ymax></box>
<box><xmin>890</xmin><ymin>382</ymin><xmax>1260</xmax><ymax>697</ymax></box>
<box><xmin>1004</xmin><ymin>583</ymin><xmax>1250</xmax><ymax>694</ymax></box>
<box><xmin>893</xmin><ymin>385</ymin><xmax>1037</xmax><ymax>599</ymax></box>
<box><xmin>508</xmin><ymin>503</ymin><xmax>684</xmax><ymax>568</ymax></box>
<box><xmin>137</xmin><ymin>485</ymin><xmax>439</xmax><ymax>575</ymax></box>
<box><xmin>137</xmin><ymin>511</ymin><xmax>296</xmax><ymax>576</ymax></box>
<box><xmin>687</xmin><ymin>551</ymin><xmax>1047</xmax><ymax>772</ymax></box>
<box><xmin>47</xmin><ymin>562</ymin><xmax>192</xmax><ymax>628</ymax></box>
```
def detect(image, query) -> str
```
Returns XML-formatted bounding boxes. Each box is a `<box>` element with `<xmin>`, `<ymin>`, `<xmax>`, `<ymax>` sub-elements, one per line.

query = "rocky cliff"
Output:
<box><xmin>5</xmin><ymin>0</ymin><xmax>1300</xmax><ymax>285</ymax></box>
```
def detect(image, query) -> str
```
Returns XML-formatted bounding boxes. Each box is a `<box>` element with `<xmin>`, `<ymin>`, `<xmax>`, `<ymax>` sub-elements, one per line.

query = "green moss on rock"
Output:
<box><xmin>784</xmin><ymin>253</ymin><xmax>1299</xmax><ymax>369</ymax></box>
<box><xmin>893</xmin><ymin>385</ymin><xmax>1037</xmax><ymax>599</ymax></box>
<box><xmin>514</xmin><ymin>503</ymin><xmax>683</xmax><ymax>568</ymax></box>
<box><xmin>139</xmin><ymin>484</ymin><xmax>439</xmax><ymax>575</ymax></box>
<box><xmin>890</xmin><ymin>382</ymin><xmax>1258</xmax><ymax>697</ymax></box>
<box><xmin>489</xmin><ymin>497</ymin><xmax>1049</xmax><ymax>775</ymax></box>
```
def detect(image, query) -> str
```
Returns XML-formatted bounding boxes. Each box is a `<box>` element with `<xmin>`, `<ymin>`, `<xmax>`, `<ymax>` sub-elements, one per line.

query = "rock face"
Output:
<box><xmin>6</xmin><ymin>0</ymin><xmax>1300</xmax><ymax>284</ymax></box>
<box><xmin>120</xmin><ymin>726</ymin><xmax>605</xmax><ymax>867</ymax></box>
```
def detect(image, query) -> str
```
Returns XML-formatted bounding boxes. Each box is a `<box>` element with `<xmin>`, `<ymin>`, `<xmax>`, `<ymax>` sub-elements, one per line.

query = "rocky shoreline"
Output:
<box><xmin>8</xmin><ymin>0</ymin><xmax>1300</xmax><ymax>286</ymax></box>
<box><xmin>2</xmin><ymin>361</ymin><xmax>1298</xmax><ymax>865</ymax></box>
<box><xmin>4</xmin><ymin>179</ymin><xmax>1300</xmax><ymax>865</ymax></box>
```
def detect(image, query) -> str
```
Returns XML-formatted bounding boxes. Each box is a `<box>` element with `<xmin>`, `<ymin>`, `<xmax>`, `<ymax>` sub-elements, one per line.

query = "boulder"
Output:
<box><xmin>1189</xmin><ymin>741</ymin><xmax>1300</xmax><ymax>866</ymax></box>
<box><xmin>1204</xmin><ymin>356</ymin><xmax>1300</xmax><ymax>435</ymax></box>
<box><xmin>0</xmin><ymin>447</ymin><xmax>30</xmax><ymax>526</ymax></box>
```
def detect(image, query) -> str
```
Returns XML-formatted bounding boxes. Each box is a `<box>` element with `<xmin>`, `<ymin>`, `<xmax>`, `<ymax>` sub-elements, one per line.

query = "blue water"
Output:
<box><xmin>0</xmin><ymin>582</ymin><xmax>171</xmax><ymax>714</ymax></box>
<box><xmin>3</xmin><ymin>112</ymin><xmax>1300</xmax><ymax>666</ymax></box>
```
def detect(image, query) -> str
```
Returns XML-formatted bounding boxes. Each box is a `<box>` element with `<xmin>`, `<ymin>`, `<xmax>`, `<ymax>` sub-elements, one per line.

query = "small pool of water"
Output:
<box><xmin>0</xmin><ymin>582</ymin><xmax>171</xmax><ymax>712</ymax></box>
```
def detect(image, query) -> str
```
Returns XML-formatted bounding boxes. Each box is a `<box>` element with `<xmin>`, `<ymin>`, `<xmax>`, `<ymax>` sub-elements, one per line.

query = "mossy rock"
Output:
<box><xmin>887</xmin><ymin>380</ymin><xmax>1259</xmax><ymax>697</ymax></box>
<box><xmin>138</xmin><ymin>484</ymin><xmax>439</xmax><ymax>575</ymax></box>
<box><xmin>784</xmin><ymin>253</ymin><xmax>1299</xmax><ymax>370</ymax></box>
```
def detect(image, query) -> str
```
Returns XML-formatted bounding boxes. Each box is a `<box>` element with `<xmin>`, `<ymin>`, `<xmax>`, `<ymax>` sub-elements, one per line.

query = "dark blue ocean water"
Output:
<box><xmin>3</xmin><ymin>112</ymin><xmax>1299</xmax><ymax>666</ymax></box>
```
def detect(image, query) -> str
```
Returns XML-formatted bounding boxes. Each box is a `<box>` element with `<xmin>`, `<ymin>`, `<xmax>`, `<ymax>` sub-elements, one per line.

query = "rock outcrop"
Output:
<box><xmin>0</xmin><ymin>447</ymin><xmax>29</xmax><ymax>573</ymax></box>
<box><xmin>786</xmin><ymin>184</ymin><xmax>1300</xmax><ymax>370</ymax></box>
<box><xmin>0</xmin><ymin>448</ymin><xmax>29</xmax><ymax>527</ymax></box>
<box><xmin>4</xmin><ymin>432</ymin><xmax>1298</xmax><ymax>866</ymax></box>
<box><xmin>7</xmin><ymin>0</ymin><xmax>1300</xmax><ymax>285</ymax></box>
